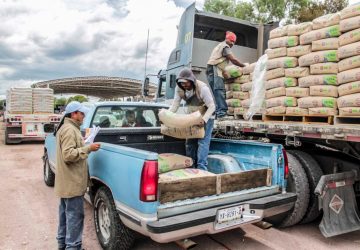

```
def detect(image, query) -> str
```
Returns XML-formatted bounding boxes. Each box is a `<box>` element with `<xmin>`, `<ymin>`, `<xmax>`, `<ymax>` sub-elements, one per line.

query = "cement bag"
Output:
<box><xmin>233</xmin><ymin>91</ymin><xmax>250</xmax><ymax>100</ymax></box>
<box><xmin>266</xmin><ymin>47</ymin><xmax>287</xmax><ymax>59</ymax></box>
<box><xmin>313</xmin><ymin>13</ymin><xmax>340</xmax><ymax>30</ymax></box>
<box><xmin>266</xmin><ymin>68</ymin><xmax>285</xmax><ymax>80</ymax></box>
<box><xmin>285</xmin><ymin>87</ymin><xmax>310</xmax><ymax>98</ymax></box>
<box><xmin>224</xmin><ymin>65</ymin><xmax>243</xmax><ymax>79</ymax></box>
<box><xmin>234</xmin><ymin>75</ymin><xmax>250</xmax><ymax>84</ymax></box>
<box><xmin>338</xmin><ymin>42</ymin><xmax>360</xmax><ymax>59</ymax></box>
<box><xmin>285</xmin><ymin>67</ymin><xmax>310</xmax><ymax>78</ymax></box>
<box><xmin>234</xmin><ymin>107</ymin><xmax>247</xmax><ymax>115</ymax></box>
<box><xmin>338</xmin><ymin>68</ymin><xmax>360</xmax><ymax>85</ymax></box>
<box><xmin>159</xmin><ymin>109</ymin><xmax>202</xmax><ymax>128</ymax></box>
<box><xmin>300</xmin><ymin>25</ymin><xmax>341</xmax><ymax>45</ymax></box>
<box><xmin>243</xmin><ymin>63</ymin><xmax>256</xmax><ymax>74</ymax></box>
<box><xmin>225</xmin><ymin>83</ymin><xmax>241</xmax><ymax>91</ymax></box>
<box><xmin>339</xmin><ymin>55</ymin><xmax>360</xmax><ymax>72</ymax></box>
<box><xmin>287</xmin><ymin>45</ymin><xmax>311</xmax><ymax>57</ymax></box>
<box><xmin>158</xmin><ymin>153</ymin><xmax>193</xmax><ymax>174</ymax></box>
<box><xmin>338</xmin><ymin>81</ymin><xmax>360</xmax><ymax>96</ymax></box>
<box><xmin>269</xmin><ymin>26</ymin><xmax>288</xmax><ymax>39</ymax></box>
<box><xmin>268</xmin><ymin>36</ymin><xmax>299</xmax><ymax>49</ymax></box>
<box><xmin>226</xmin><ymin>99</ymin><xmax>242</xmax><ymax>107</ymax></box>
<box><xmin>241</xmin><ymin>99</ymin><xmax>251</xmax><ymax>108</ymax></box>
<box><xmin>299</xmin><ymin>75</ymin><xmax>338</xmax><ymax>87</ymax></box>
<box><xmin>299</xmin><ymin>50</ymin><xmax>338</xmax><ymax>67</ymax></box>
<box><xmin>265</xmin><ymin>87</ymin><xmax>286</xmax><ymax>99</ymax></box>
<box><xmin>227</xmin><ymin>107</ymin><xmax>234</xmax><ymax>115</ymax></box>
<box><xmin>159</xmin><ymin>168</ymin><xmax>215</xmax><ymax>183</ymax></box>
<box><xmin>338</xmin><ymin>93</ymin><xmax>360</xmax><ymax>108</ymax></box>
<box><xmin>340</xmin><ymin>15</ymin><xmax>360</xmax><ymax>32</ymax></box>
<box><xmin>266</xmin><ymin>106</ymin><xmax>286</xmax><ymax>114</ymax></box>
<box><xmin>287</xmin><ymin>22</ymin><xmax>313</xmax><ymax>36</ymax></box>
<box><xmin>241</xmin><ymin>82</ymin><xmax>252</xmax><ymax>92</ymax></box>
<box><xmin>340</xmin><ymin>3</ymin><xmax>360</xmax><ymax>19</ymax></box>
<box><xmin>266</xmin><ymin>96</ymin><xmax>297</xmax><ymax>108</ymax></box>
<box><xmin>312</xmin><ymin>38</ymin><xmax>339</xmax><ymax>51</ymax></box>
<box><xmin>339</xmin><ymin>107</ymin><xmax>360</xmax><ymax>116</ymax></box>
<box><xmin>245</xmin><ymin>54</ymin><xmax>268</xmax><ymax>120</ymax></box>
<box><xmin>286</xmin><ymin>107</ymin><xmax>308</xmax><ymax>115</ymax></box>
<box><xmin>226</xmin><ymin>91</ymin><xmax>233</xmax><ymax>99</ymax></box>
<box><xmin>266</xmin><ymin>77</ymin><xmax>297</xmax><ymax>90</ymax></box>
<box><xmin>267</xmin><ymin>57</ymin><xmax>298</xmax><ymax>70</ymax></box>
<box><xmin>339</xmin><ymin>28</ymin><xmax>360</xmax><ymax>46</ymax></box>
<box><xmin>309</xmin><ymin>107</ymin><xmax>338</xmax><ymax>115</ymax></box>
<box><xmin>298</xmin><ymin>97</ymin><xmax>337</xmax><ymax>108</ymax></box>
<box><xmin>310</xmin><ymin>63</ymin><xmax>338</xmax><ymax>74</ymax></box>
<box><xmin>310</xmin><ymin>85</ymin><xmax>338</xmax><ymax>97</ymax></box>
<box><xmin>161</xmin><ymin>125</ymin><xmax>205</xmax><ymax>139</ymax></box>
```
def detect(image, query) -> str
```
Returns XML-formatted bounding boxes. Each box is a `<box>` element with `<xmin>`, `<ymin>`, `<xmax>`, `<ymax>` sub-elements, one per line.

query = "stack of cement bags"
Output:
<box><xmin>231</xmin><ymin>63</ymin><xmax>256</xmax><ymax>117</ymax></box>
<box><xmin>337</xmin><ymin>3</ymin><xmax>360</xmax><ymax>116</ymax></box>
<box><xmin>6</xmin><ymin>88</ymin><xmax>33</xmax><ymax>114</ymax></box>
<box><xmin>297</xmin><ymin>13</ymin><xmax>341</xmax><ymax>116</ymax></box>
<box><xmin>264</xmin><ymin>26</ymin><xmax>300</xmax><ymax>115</ymax></box>
<box><xmin>224</xmin><ymin>65</ymin><xmax>246</xmax><ymax>115</ymax></box>
<box><xmin>33</xmin><ymin>88</ymin><xmax>54</xmax><ymax>114</ymax></box>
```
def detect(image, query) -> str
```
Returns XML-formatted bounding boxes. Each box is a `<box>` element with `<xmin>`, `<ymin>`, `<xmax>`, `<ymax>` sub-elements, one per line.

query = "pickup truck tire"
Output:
<box><xmin>289</xmin><ymin>150</ymin><xmax>323</xmax><ymax>224</ymax></box>
<box><xmin>94</xmin><ymin>187</ymin><xmax>135</xmax><ymax>250</ymax></box>
<box><xmin>43</xmin><ymin>152</ymin><xmax>55</xmax><ymax>187</ymax></box>
<box><xmin>266</xmin><ymin>153</ymin><xmax>310</xmax><ymax>228</ymax></box>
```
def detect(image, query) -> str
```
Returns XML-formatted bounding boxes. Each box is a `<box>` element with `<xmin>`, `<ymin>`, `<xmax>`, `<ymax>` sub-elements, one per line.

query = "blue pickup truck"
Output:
<box><xmin>43</xmin><ymin>101</ymin><xmax>298</xmax><ymax>249</ymax></box>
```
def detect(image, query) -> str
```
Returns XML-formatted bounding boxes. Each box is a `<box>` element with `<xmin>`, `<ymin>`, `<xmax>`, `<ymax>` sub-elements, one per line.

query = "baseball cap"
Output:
<box><xmin>65</xmin><ymin>101</ymin><xmax>90</xmax><ymax>115</ymax></box>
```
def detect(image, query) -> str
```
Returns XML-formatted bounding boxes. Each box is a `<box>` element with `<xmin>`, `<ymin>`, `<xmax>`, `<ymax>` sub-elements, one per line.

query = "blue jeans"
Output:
<box><xmin>186</xmin><ymin>119</ymin><xmax>214</xmax><ymax>171</ymax></box>
<box><xmin>206</xmin><ymin>65</ymin><xmax>228</xmax><ymax>118</ymax></box>
<box><xmin>57</xmin><ymin>196</ymin><xmax>84</xmax><ymax>250</ymax></box>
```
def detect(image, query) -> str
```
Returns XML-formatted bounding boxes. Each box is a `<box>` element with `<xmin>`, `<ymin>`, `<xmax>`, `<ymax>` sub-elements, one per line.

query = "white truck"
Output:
<box><xmin>4</xmin><ymin>87</ymin><xmax>62</xmax><ymax>144</ymax></box>
<box><xmin>144</xmin><ymin>3</ymin><xmax>360</xmax><ymax>238</ymax></box>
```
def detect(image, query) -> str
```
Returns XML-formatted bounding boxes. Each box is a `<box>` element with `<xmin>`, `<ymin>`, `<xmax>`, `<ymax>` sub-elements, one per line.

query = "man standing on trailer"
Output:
<box><xmin>206</xmin><ymin>31</ymin><xmax>247</xmax><ymax>118</ymax></box>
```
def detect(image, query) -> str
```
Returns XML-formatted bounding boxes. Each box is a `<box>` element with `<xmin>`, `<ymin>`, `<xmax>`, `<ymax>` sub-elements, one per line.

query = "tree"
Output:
<box><xmin>204</xmin><ymin>0</ymin><xmax>309</xmax><ymax>23</ymax></box>
<box><xmin>66</xmin><ymin>95</ymin><xmax>88</xmax><ymax>104</ymax></box>
<box><xmin>297</xmin><ymin>0</ymin><xmax>348</xmax><ymax>23</ymax></box>
<box><xmin>55</xmin><ymin>97</ymin><xmax>67</xmax><ymax>106</ymax></box>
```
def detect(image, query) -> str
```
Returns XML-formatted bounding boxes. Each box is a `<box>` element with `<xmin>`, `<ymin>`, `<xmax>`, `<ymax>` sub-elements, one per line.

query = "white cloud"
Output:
<box><xmin>0</xmin><ymin>0</ymin><xmax>190</xmax><ymax>97</ymax></box>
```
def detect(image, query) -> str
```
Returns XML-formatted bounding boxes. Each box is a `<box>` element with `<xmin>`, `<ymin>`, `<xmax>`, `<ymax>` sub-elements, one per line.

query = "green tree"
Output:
<box><xmin>55</xmin><ymin>97</ymin><xmax>67</xmax><ymax>106</ymax></box>
<box><xmin>204</xmin><ymin>0</ymin><xmax>236</xmax><ymax>17</ymax></box>
<box><xmin>66</xmin><ymin>95</ymin><xmax>88</xmax><ymax>104</ymax></box>
<box><xmin>0</xmin><ymin>99</ymin><xmax>5</xmax><ymax>111</ymax></box>
<box><xmin>297</xmin><ymin>0</ymin><xmax>348</xmax><ymax>22</ymax></box>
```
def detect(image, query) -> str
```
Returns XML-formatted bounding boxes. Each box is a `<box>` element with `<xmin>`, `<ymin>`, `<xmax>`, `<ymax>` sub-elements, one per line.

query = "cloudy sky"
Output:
<box><xmin>0</xmin><ymin>0</ymin><xmax>204</xmax><ymax>98</ymax></box>
<box><xmin>0</xmin><ymin>0</ymin><xmax>359</xmax><ymax>99</ymax></box>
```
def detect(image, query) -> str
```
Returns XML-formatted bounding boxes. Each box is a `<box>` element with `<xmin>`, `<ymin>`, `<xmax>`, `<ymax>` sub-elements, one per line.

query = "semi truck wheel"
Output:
<box><xmin>289</xmin><ymin>150</ymin><xmax>323</xmax><ymax>224</ymax></box>
<box><xmin>94</xmin><ymin>187</ymin><xmax>135</xmax><ymax>250</ymax></box>
<box><xmin>266</xmin><ymin>153</ymin><xmax>310</xmax><ymax>228</ymax></box>
<box><xmin>43</xmin><ymin>152</ymin><xmax>55</xmax><ymax>187</ymax></box>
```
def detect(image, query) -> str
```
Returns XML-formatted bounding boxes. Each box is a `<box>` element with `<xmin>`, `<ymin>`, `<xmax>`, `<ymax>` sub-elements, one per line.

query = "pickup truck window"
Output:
<box><xmin>91</xmin><ymin>106</ymin><xmax>162</xmax><ymax>128</ymax></box>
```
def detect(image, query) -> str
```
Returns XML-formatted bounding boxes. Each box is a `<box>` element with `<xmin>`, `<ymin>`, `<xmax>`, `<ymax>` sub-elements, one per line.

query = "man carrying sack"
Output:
<box><xmin>169</xmin><ymin>68</ymin><xmax>216</xmax><ymax>171</ymax></box>
<box><xmin>206</xmin><ymin>31</ymin><xmax>247</xmax><ymax>118</ymax></box>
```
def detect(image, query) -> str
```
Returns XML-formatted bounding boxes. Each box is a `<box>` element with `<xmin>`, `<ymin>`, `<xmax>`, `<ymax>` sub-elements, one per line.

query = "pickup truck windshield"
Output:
<box><xmin>91</xmin><ymin>106</ymin><xmax>162</xmax><ymax>128</ymax></box>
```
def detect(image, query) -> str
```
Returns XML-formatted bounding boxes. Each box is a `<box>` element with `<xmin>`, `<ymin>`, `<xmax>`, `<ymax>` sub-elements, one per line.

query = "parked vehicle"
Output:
<box><xmin>143</xmin><ymin>3</ymin><xmax>360</xmax><ymax>237</ymax></box>
<box><xmin>43</xmin><ymin>101</ymin><xmax>295</xmax><ymax>249</ymax></box>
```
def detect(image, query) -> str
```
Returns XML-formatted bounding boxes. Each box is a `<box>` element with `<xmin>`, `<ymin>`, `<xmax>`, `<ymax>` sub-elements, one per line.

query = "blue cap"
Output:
<box><xmin>65</xmin><ymin>101</ymin><xmax>90</xmax><ymax>115</ymax></box>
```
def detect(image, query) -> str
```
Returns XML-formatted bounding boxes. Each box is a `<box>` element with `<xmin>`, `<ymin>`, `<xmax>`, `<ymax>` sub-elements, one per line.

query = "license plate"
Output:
<box><xmin>216</xmin><ymin>205</ymin><xmax>244</xmax><ymax>224</ymax></box>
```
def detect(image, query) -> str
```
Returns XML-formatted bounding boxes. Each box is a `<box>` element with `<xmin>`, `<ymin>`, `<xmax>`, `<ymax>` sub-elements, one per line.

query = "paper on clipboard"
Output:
<box><xmin>84</xmin><ymin>125</ymin><xmax>100</xmax><ymax>144</ymax></box>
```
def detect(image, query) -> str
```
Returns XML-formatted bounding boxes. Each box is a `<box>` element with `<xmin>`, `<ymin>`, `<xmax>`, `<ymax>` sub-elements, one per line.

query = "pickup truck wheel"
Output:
<box><xmin>266</xmin><ymin>153</ymin><xmax>310</xmax><ymax>228</ymax></box>
<box><xmin>94</xmin><ymin>187</ymin><xmax>135</xmax><ymax>250</ymax></box>
<box><xmin>43</xmin><ymin>152</ymin><xmax>55</xmax><ymax>187</ymax></box>
<box><xmin>289</xmin><ymin>150</ymin><xmax>323</xmax><ymax>224</ymax></box>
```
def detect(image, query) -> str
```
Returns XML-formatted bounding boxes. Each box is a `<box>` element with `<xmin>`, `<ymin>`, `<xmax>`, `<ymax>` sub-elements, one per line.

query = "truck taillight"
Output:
<box><xmin>282</xmin><ymin>148</ymin><xmax>289</xmax><ymax>179</ymax></box>
<box><xmin>140</xmin><ymin>161</ymin><xmax>158</xmax><ymax>202</ymax></box>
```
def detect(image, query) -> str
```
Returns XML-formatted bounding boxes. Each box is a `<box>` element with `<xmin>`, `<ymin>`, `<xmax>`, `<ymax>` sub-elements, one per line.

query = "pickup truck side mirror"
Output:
<box><xmin>142</xmin><ymin>77</ymin><xmax>150</xmax><ymax>97</ymax></box>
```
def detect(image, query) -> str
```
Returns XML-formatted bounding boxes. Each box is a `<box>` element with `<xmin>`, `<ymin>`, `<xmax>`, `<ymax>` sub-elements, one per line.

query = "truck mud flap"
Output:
<box><xmin>315</xmin><ymin>171</ymin><xmax>360</xmax><ymax>237</ymax></box>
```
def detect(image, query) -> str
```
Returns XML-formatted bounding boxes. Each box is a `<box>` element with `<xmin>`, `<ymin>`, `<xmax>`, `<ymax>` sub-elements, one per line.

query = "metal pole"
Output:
<box><xmin>144</xmin><ymin>29</ymin><xmax>149</xmax><ymax>79</ymax></box>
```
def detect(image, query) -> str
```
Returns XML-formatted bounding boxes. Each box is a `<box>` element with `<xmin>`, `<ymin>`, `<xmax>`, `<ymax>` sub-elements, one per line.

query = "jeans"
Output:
<box><xmin>186</xmin><ymin>119</ymin><xmax>214</xmax><ymax>171</ymax></box>
<box><xmin>57</xmin><ymin>196</ymin><xmax>84</xmax><ymax>250</ymax></box>
<box><xmin>206</xmin><ymin>65</ymin><xmax>228</xmax><ymax>118</ymax></box>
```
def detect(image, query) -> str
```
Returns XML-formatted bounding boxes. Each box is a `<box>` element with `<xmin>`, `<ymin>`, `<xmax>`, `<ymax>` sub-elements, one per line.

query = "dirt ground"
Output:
<box><xmin>1</xmin><ymin>143</ymin><xmax>360</xmax><ymax>250</ymax></box>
